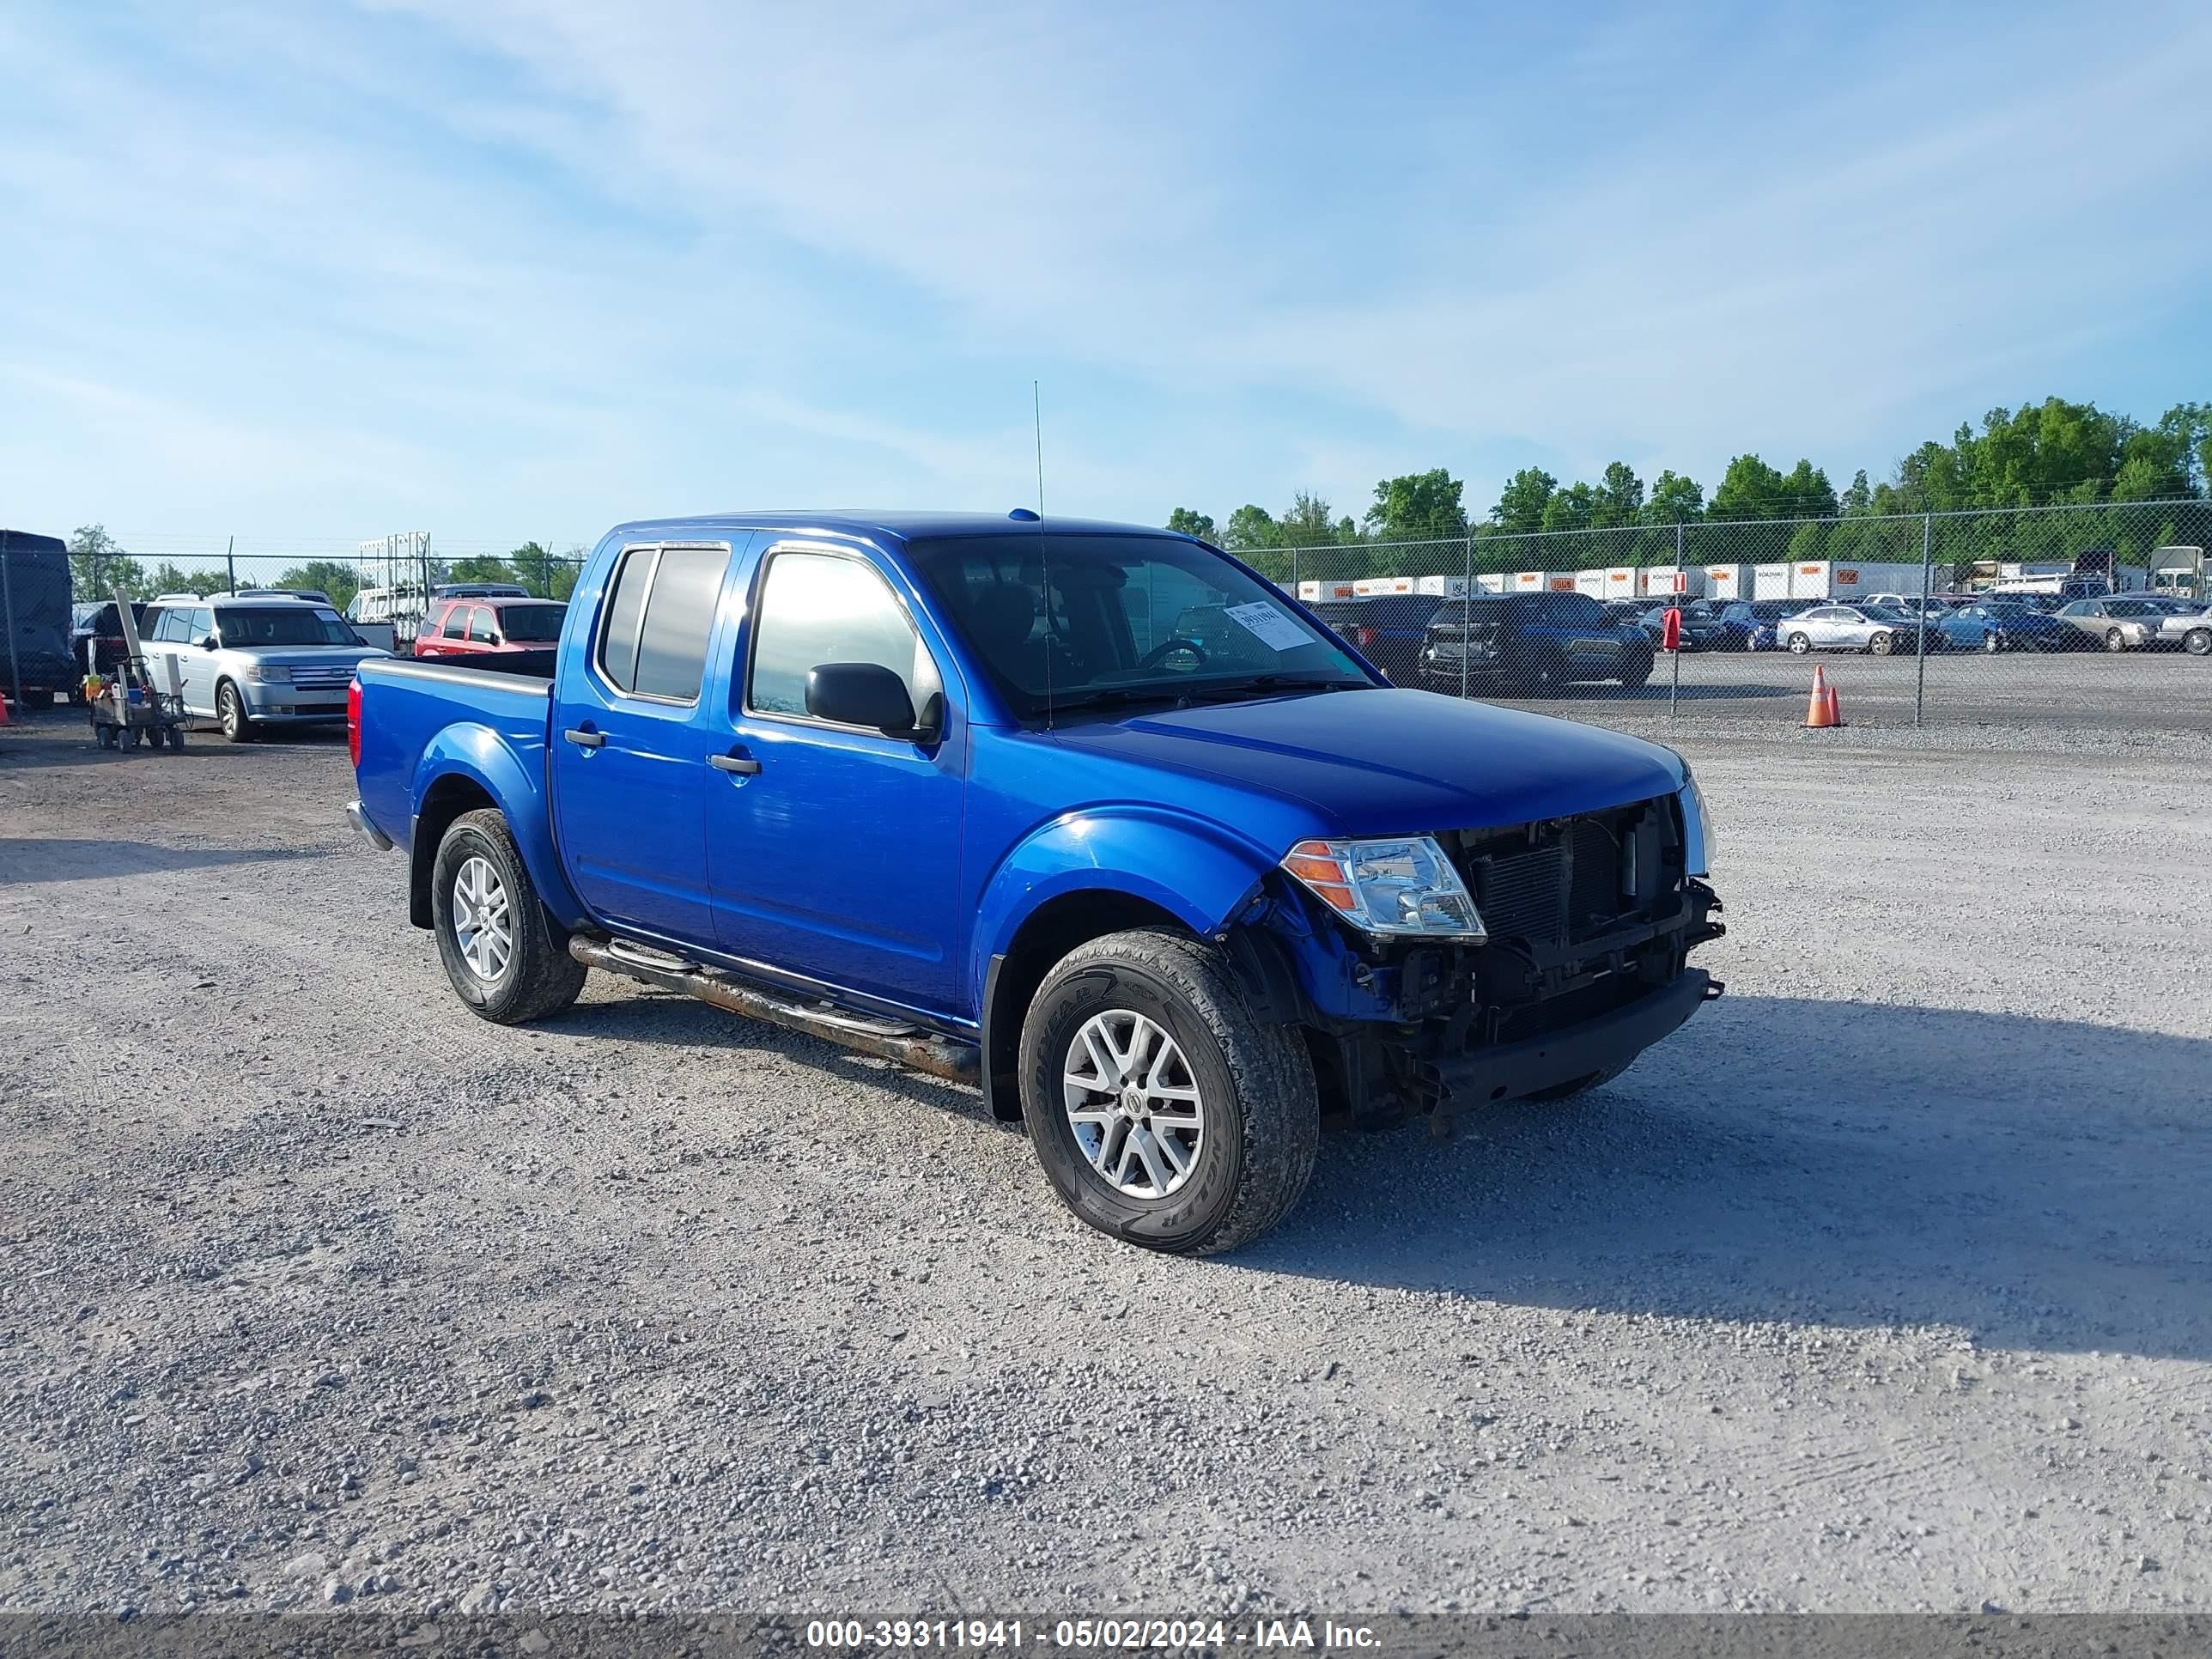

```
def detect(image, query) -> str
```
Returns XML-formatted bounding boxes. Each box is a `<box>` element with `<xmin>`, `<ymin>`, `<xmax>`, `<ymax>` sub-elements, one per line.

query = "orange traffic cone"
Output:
<box><xmin>1825</xmin><ymin>680</ymin><xmax>1844</xmax><ymax>726</ymax></box>
<box><xmin>1802</xmin><ymin>665</ymin><xmax>1834</xmax><ymax>728</ymax></box>
<box><xmin>0</xmin><ymin>692</ymin><xmax>12</xmax><ymax>728</ymax></box>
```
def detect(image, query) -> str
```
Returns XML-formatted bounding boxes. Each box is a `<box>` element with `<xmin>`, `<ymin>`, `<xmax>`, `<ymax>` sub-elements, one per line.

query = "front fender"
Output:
<box><xmin>411</xmin><ymin>724</ymin><xmax>586</xmax><ymax>930</ymax></box>
<box><xmin>969</xmin><ymin>806</ymin><xmax>1276</xmax><ymax>1004</ymax></box>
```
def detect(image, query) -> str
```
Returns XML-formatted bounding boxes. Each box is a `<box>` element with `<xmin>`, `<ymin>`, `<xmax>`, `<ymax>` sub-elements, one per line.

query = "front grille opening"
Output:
<box><xmin>1459</xmin><ymin>798</ymin><xmax>1665</xmax><ymax>950</ymax></box>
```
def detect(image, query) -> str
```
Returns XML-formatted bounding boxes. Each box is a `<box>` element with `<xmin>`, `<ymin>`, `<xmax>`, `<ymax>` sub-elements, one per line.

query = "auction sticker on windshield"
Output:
<box><xmin>1221</xmin><ymin>600</ymin><xmax>1311</xmax><ymax>653</ymax></box>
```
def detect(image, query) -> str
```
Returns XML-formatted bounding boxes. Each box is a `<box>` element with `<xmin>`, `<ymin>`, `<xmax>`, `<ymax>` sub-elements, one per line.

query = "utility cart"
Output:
<box><xmin>85</xmin><ymin>583</ymin><xmax>188</xmax><ymax>753</ymax></box>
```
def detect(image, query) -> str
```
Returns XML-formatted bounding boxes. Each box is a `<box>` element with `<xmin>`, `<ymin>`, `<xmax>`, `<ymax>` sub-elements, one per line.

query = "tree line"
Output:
<box><xmin>1169</xmin><ymin>397</ymin><xmax>2212</xmax><ymax>580</ymax></box>
<box><xmin>64</xmin><ymin>530</ymin><xmax>583</xmax><ymax>612</ymax></box>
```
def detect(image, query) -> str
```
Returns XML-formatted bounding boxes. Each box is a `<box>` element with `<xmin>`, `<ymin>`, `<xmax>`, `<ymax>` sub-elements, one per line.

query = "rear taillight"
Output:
<box><xmin>1353</xmin><ymin>625</ymin><xmax>1376</xmax><ymax>649</ymax></box>
<box><xmin>347</xmin><ymin>678</ymin><xmax>362</xmax><ymax>768</ymax></box>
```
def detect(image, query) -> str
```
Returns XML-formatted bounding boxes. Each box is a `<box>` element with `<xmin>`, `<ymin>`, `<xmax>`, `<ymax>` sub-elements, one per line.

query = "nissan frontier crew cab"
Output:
<box><xmin>348</xmin><ymin>512</ymin><xmax>1723</xmax><ymax>1254</ymax></box>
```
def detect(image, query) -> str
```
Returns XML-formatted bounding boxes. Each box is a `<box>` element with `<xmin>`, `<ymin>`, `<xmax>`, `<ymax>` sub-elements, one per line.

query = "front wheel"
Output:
<box><xmin>1618</xmin><ymin>653</ymin><xmax>1653</xmax><ymax>688</ymax></box>
<box><xmin>2104</xmin><ymin>629</ymin><xmax>2127</xmax><ymax>653</ymax></box>
<box><xmin>1869</xmin><ymin>631</ymin><xmax>1894</xmax><ymax>656</ymax></box>
<box><xmin>216</xmin><ymin>681</ymin><xmax>254</xmax><ymax>743</ymax></box>
<box><xmin>1982</xmin><ymin>631</ymin><xmax>2002</xmax><ymax>653</ymax></box>
<box><xmin>1019</xmin><ymin>928</ymin><xmax>1318</xmax><ymax>1255</ymax></box>
<box><xmin>431</xmin><ymin>808</ymin><xmax>588</xmax><ymax>1024</ymax></box>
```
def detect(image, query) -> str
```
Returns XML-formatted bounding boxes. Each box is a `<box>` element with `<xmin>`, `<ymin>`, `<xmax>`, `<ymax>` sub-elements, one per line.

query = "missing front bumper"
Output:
<box><xmin>1431</xmin><ymin>968</ymin><xmax>1719</xmax><ymax>1112</ymax></box>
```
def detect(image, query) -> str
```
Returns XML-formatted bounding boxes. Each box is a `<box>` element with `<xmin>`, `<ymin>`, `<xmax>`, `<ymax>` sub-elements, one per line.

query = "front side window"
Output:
<box><xmin>747</xmin><ymin>550</ymin><xmax>938</xmax><ymax>721</ymax></box>
<box><xmin>595</xmin><ymin>544</ymin><xmax>729</xmax><ymax>702</ymax></box>
<box><xmin>904</xmin><ymin>533</ymin><xmax>1366</xmax><ymax>720</ymax></box>
<box><xmin>439</xmin><ymin>606</ymin><xmax>469</xmax><ymax>640</ymax></box>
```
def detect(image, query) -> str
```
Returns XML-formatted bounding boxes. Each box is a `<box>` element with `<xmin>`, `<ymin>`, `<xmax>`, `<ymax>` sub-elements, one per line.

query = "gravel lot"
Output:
<box><xmin>2</xmin><ymin>702</ymin><xmax>2208</xmax><ymax>1620</ymax></box>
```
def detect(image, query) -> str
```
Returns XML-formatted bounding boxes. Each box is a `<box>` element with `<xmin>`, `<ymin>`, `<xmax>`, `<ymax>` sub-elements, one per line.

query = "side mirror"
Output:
<box><xmin>200</xmin><ymin>636</ymin><xmax>220</xmax><ymax>651</ymax></box>
<box><xmin>805</xmin><ymin>662</ymin><xmax>929</xmax><ymax>740</ymax></box>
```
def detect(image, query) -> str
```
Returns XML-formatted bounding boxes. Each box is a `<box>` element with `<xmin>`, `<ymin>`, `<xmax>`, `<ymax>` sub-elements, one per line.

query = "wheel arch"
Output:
<box><xmin>407</xmin><ymin>730</ymin><xmax>586</xmax><ymax>932</ymax></box>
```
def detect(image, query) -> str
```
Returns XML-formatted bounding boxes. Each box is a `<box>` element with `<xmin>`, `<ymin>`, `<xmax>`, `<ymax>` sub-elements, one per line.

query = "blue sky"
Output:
<box><xmin>4</xmin><ymin>0</ymin><xmax>2209</xmax><ymax>556</ymax></box>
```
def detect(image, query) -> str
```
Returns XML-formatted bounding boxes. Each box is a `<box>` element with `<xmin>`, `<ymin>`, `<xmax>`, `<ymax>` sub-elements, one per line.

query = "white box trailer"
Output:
<box><xmin>1353</xmin><ymin>574</ymin><xmax>1414</xmax><ymax>596</ymax></box>
<box><xmin>1415</xmin><ymin>574</ymin><xmax>1468</xmax><ymax>597</ymax></box>
<box><xmin>1641</xmin><ymin>565</ymin><xmax>1704</xmax><ymax>598</ymax></box>
<box><xmin>1573</xmin><ymin>569</ymin><xmax>1609</xmax><ymax>598</ymax></box>
<box><xmin>1601</xmin><ymin>566</ymin><xmax>1640</xmax><ymax>600</ymax></box>
<box><xmin>1296</xmin><ymin>579</ymin><xmax>1359</xmax><ymax>602</ymax></box>
<box><xmin>1703</xmin><ymin>563</ymin><xmax>1751</xmax><ymax>601</ymax></box>
<box><xmin>1511</xmin><ymin>570</ymin><xmax>1573</xmax><ymax>592</ymax></box>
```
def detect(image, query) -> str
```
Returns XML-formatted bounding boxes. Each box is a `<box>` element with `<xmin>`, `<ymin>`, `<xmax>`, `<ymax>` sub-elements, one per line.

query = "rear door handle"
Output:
<box><xmin>563</xmin><ymin>728</ymin><xmax>605</xmax><ymax>749</ymax></box>
<box><xmin>709</xmin><ymin>753</ymin><xmax>761</xmax><ymax>775</ymax></box>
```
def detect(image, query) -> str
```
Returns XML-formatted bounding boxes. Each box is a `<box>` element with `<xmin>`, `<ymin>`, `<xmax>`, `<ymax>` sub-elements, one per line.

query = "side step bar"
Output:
<box><xmin>568</xmin><ymin>936</ymin><xmax>980</xmax><ymax>1084</ymax></box>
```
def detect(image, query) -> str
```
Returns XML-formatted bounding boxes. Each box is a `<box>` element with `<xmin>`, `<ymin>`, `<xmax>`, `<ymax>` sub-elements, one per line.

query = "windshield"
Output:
<box><xmin>497</xmin><ymin>603</ymin><xmax>566</xmax><ymax>642</ymax></box>
<box><xmin>215</xmin><ymin>606</ymin><xmax>360</xmax><ymax>647</ymax></box>
<box><xmin>905</xmin><ymin>533</ymin><xmax>1370</xmax><ymax>717</ymax></box>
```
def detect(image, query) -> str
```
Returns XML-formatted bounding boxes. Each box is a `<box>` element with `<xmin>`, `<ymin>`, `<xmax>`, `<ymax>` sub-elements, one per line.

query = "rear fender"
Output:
<box><xmin>410</xmin><ymin>726</ymin><xmax>586</xmax><ymax>931</ymax></box>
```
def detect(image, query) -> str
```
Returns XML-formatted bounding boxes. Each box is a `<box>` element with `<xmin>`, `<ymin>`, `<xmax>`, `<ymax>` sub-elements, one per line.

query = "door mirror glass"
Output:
<box><xmin>806</xmin><ymin>661</ymin><xmax>924</xmax><ymax>738</ymax></box>
<box><xmin>200</xmin><ymin>635</ymin><xmax>220</xmax><ymax>651</ymax></box>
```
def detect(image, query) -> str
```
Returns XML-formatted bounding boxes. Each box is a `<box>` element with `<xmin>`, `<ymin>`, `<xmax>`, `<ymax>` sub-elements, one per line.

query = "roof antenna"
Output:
<box><xmin>1034</xmin><ymin>379</ymin><xmax>1052</xmax><ymax>732</ymax></box>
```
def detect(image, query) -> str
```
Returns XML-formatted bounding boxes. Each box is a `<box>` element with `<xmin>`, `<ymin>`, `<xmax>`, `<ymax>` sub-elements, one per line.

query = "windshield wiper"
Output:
<box><xmin>1040</xmin><ymin>687</ymin><xmax>1194</xmax><ymax>716</ymax></box>
<box><xmin>1182</xmin><ymin>676</ymin><xmax>1370</xmax><ymax>703</ymax></box>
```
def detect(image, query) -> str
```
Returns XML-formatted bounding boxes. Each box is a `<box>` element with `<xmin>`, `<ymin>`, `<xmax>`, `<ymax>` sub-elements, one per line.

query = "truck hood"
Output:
<box><xmin>1045</xmin><ymin>688</ymin><xmax>1686</xmax><ymax>836</ymax></box>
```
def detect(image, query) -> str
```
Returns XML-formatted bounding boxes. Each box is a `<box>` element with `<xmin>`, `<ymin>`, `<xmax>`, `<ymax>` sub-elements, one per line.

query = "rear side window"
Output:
<box><xmin>596</xmin><ymin>544</ymin><xmax>729</xmax><ymax>702</ymax></box>
<box><xmin>467</xmin><ymin>607</ymin><xmax>497</xmax><ymax>644</ymax></box>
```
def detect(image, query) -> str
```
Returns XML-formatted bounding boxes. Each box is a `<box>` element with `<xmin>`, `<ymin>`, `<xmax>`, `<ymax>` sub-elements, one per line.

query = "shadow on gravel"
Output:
<box><xmin>1247</xmin><ymin>994</ymin><xmax>2212</xmax><ymax>1362</ymax></box>
<box><xmin>0</xmin><ymin>837</ymin><xmax>334</xmax><ymax>885</ymax></box>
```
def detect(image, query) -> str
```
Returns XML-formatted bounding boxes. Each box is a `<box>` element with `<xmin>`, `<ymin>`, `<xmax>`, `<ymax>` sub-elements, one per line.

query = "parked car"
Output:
<box><xmin>415</xmin><ymin>597</ymin><xmax>568</xmax><ymax>672</ymax></box>
<box><xmin>2154</xmin><ymin>604</ymin><xmax>2212</xmax><ymax>656</ymax></box>
<box><xmin>2053</xmin><ymin>597</ymin><xmax>2162</xmax><ymax>652</ymax></box>
<box><xmin>1305</xmin><ymin>595</ymin><xmax>1445</xmax><ymax>684</ymax></box>
<box><xmin>1621</xmin><ymin>599</ymin><xmax>1726</xmax><ymax>651</ymax></box>
<box><xmin>137</xmin><ymin>594</ymin><xmax>389</xmax><ymax>740</ymax></box>
<box><xmin>1936</xmin><ymin>600</ymin><xmax>2068</xmax><ymax>653</ymax></box>
<box><xmin>349</xmin><ymin>512</ymin><xmax>1723</xmax><ymax>1255</ymax></box>
<box><xmin>1778</xmin><ymin>604</ymin><xmax>1933</xmax><ymax>655</ymax></box>
<box><xmin>70</xmin><ymin>599</ymin><xmax>150</xmax><ymax>684</ymax></box>
<box><xmin>1714</xmin><ymin>599</ymin><xmax>1814</xmax><ymax>651</ymax></box>
<box><xmin>1420</xmin><ymin>592</ymin><xmax>1656</xmax><ymax>693</ymax></box>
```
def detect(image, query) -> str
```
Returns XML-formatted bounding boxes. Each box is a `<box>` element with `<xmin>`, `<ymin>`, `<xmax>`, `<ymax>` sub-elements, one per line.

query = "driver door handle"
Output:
<box><xmin>710</xmin><ymin>753</ymin><xmax>760</xmax><ymax>775</ymax></box>
<box><xmin>563</xmin><ymin>728</ymin><xmax>605</xmax><ymax>749</ymax></box>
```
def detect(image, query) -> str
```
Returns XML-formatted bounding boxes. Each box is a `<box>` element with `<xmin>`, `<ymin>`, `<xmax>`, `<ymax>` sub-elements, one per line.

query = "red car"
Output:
<box><xmin>414</xmin><ymin>597</ymin><xmax>567</xmax><ymax>660</ymax></box>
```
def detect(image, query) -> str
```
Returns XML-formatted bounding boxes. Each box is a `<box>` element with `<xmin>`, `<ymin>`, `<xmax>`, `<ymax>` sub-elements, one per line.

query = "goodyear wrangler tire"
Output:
<box><xmin>1019</xmin><ymin>928</ymin><xmax>1319</xmax><ymax>1255</ymax></box>
<box><xmin>431</xmin><ymin>808</ymin><xmax>587</xmax><ymax>1024</ymax></box>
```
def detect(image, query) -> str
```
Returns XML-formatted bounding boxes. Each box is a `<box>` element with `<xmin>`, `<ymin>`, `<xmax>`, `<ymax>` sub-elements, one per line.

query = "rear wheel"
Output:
<box><xmin>216</xmin><ymin>681</ymin><xmax>254</xmax><ymax>743</ymax></box>
<box><xmin>1618</xmin><ymin>652</ymin><xmax>1653</xmax><ymax>688</ymax></box>
<box><xmin>21</xmin><ymin>688</ymin><xmax>54</xmax><ymax>710</ymax></box>
<box><xmin>2186</xmin><ymin>628</ymin><xmax>2211</xmax><ymax>657</ymax></box>
<box><xmin>431</xmin><ymin>808</ymin><xmax>587</xmax><ymax>1024</ymax></box>
<box><xmin>1982</xmin><ymin>631</ymin><xmax>2002</xmax><ymax>653</ymax></box>
<box><xmin>2104</xmin><ymin>628</ymin><xmax>2127</xmax><ymax>653</ymax></box>
<box><xmin>1019</xmin><ymin>928</ymin><xmax>1318</xmax><ymax>1255</ymax></box>
<box><xmin>1786</xmin><ymin>633</ymin><xmax>1812</xmax><ymax>653</ymax></box>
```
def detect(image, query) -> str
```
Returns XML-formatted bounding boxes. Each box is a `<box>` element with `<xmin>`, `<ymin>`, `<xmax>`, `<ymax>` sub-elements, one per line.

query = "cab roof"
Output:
<box><xmin>604</xmin><ymin>511</ymin><xmax>1186</xmax><ymax>546</ymax></box>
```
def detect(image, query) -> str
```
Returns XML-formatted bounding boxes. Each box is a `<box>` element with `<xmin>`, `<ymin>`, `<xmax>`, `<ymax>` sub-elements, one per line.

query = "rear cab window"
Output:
<box><xmin>595</xmin><ymin>544</ymin><xmax>731</xmax><ymax>703</ymax></box>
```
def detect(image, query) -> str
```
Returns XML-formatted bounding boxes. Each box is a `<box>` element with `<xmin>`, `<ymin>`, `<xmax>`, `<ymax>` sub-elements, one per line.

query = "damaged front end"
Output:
<box><xmin>1235</xmin><ymin>789</ymin><xmax>1726</xmax><ymax>1133</ymax></box>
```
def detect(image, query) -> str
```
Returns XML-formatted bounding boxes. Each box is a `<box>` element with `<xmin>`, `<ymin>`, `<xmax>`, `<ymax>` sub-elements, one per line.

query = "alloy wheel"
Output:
<box><xmin>451</xmin><ymin>854</ymin><xmax>514</xmax><ymax>981</ymax></box>
<box><xmin>1062</xmin><ymin>1010</ymin><xmax>1205</xmax><ymax>1199</ymax></box>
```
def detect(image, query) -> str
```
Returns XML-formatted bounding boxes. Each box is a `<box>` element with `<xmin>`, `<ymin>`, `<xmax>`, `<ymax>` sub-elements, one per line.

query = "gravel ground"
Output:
<box><xmin>1</xmin><ymin>705</ymin><xmax>2208</xmax><ymax>1620</ymax></box>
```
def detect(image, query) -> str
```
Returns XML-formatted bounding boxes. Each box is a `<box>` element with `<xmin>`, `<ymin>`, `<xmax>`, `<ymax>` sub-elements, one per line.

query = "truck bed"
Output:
<box><xmin>352</xmin><ymin>656</ymin><xmax>554</xmax><ymax>865</ymax></box>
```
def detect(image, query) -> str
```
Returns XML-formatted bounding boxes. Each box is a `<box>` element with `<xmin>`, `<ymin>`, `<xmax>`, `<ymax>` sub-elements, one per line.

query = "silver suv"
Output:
<box><xmin>139</xmin><ymin>594</ymin><xmax>388</xmax><ymax>741</ymax></box>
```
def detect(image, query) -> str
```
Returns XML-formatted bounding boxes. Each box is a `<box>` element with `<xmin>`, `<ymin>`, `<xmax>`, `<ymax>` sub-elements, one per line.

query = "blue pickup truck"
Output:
<box><xmin>349</xmin><ymin>512</ymin><xmax>1723</xmax><ymax>1254</ymax></box>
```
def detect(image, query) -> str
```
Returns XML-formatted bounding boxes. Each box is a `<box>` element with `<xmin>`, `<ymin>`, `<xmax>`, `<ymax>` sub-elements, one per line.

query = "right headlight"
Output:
<box><xmin>1281</xmin><ymin>836</ymin><xmax>1486</xmax><ymax>940</ymax></box>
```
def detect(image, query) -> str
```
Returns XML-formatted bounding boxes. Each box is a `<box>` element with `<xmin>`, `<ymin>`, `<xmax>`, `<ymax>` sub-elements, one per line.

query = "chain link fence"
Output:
<box><xmin>37</xmin><ymin>502</ymin><xmax>2212</xmax><ymax>732</ymax></box>
<box><xmin>1249</xmin><ymin>498</ymin><xmax>2212</xmax><ymax>734</ymax></box>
